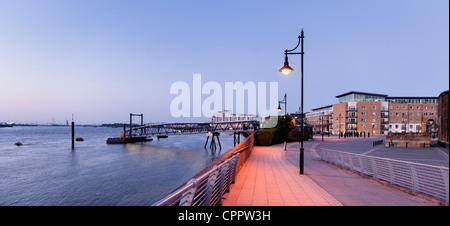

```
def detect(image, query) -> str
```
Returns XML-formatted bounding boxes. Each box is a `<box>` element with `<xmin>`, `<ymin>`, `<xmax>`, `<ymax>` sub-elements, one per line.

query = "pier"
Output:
<box><xmin>106</xmin><ymin>114</ymin><xmax>258</xmax><ymax>145</ymax></box>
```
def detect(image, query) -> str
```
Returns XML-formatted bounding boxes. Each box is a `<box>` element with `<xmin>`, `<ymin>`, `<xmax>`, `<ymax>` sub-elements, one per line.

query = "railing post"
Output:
<box><xmin>372</xmin><ymin>159</ymin><xmax>378</xmax><ymax>179</ymax></box>
<box><xmin>216</xmin><ymin>163</ymin><xmax>227</xmax><ymax>206</ymax></box>
<box><xmin>339</xmin><ymin>152</ymin><xmax>345</xmax><ymax>168</ymax></box>
<box><xmin>358</xmin><ymin>155</ymin><xmax>364</xmax><ymax>174</ymax></box>
<box><xmin>348</xmin><ymin>153</ymin><xmax>354</xmax><ymax>171</ymax></box>
<box><xmin>440</xmin><ymin>168</ymin><xmax>449</xmax><ymax>203</ymax></box>
<box><xmin>388</xmin><ymin>161</ymin><xmax>394</xmax><ymax>184</ymax></box>
<box><xmin>230</xmin><ymin>153</ymin><xmax>241</xmax><ymax>185</ymax></box>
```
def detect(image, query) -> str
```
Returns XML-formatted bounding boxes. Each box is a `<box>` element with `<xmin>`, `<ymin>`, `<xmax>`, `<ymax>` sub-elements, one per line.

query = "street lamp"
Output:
<box><xmin>278</xmin><ymin>93</ymin><xmax>287</xmax><ymax>116</ymax></box>
<box><xmin>278</xmin><ymin>93</ymin><xmax>287</xmax><ymax>150</ymax></box>
<box><xmin>279</xmin><ymin>29</ymin><xmax>305</xmax><ymax>174</ymax></box>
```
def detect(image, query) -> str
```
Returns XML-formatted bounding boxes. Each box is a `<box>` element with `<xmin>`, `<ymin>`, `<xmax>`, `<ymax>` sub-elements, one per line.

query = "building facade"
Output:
<box><xmin>438</xmin><ymin>91</ymin><xmax>449</xmax><ymax>144</ymax></box>
<box><xmin>211</xmin><ymin>110</ymin><xmax>258</xmax><ymax>123</ymax></box>
<box><xmin>305</xmin><ymin>91</ymin><xmax>439</xmax><ymax>136</ymax></box>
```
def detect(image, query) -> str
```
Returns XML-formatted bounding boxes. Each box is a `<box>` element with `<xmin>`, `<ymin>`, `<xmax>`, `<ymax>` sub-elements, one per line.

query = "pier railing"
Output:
<box><xmin>152</xmin><ymin>133</ymin><xmax>254</xmax><ymax>206</ymax></box>
<box><xmin>316</xmin><ymin>148</ymin><xmax>449</xmax><ymax>203</ymax></box>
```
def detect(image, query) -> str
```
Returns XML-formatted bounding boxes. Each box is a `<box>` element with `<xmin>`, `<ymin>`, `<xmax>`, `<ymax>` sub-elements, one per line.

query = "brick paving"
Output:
<box><xmin>222</xmin><ymin>144</ymin><xmax>342</xmax><ymax>206</ymax></box>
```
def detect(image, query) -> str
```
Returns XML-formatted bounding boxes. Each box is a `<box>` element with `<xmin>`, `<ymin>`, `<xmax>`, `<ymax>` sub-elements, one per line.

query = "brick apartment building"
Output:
<box><xmin>305</xmin><ymin>91</ymin><xmax>439</xmax><ymax>136</ymax></box>
<box><xmin>438</xmin><ymin>90</ymin><xmax>449</xmax><ymax>144</ymax></box>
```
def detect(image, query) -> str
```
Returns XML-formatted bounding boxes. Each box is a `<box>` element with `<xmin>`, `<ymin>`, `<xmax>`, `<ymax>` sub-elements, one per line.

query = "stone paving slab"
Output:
<box><xmin>222</xmin><ymin>144</ymin><xmax>342</xmax><ymax>206</ymax></box>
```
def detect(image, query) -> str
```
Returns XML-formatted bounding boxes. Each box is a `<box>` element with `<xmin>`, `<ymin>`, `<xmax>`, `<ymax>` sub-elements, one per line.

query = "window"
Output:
<box><xmin>403</xmin><ymin>106</ymin><xmax>406</xmax><ymax>109</ymax></box>
<box><xmin>362</xmin><ymin>112</ymin><xmax>366</xmax><ymax>116</ymax></box>
<box><xmin>372</xmin><ymin>118</ymin><xmax>377</xmax><ymax>122</ymax></box>
<box><xmin>372</xmin><ymin>112</ymin><xmax>377</xmax><ymax>116</ymax></box>
<box><xmin>362</xmin><ymin>118</ymin><xmax>366</xmax><ymax>122</ymax></box>
<box><xmin>373</xmin><ymin>106</ymin><xmax>377</xmax><ymax>110</ymax></box>
<box><xmin>362</xmin><ymin>106</ymin><xmax>366</xmax><ymax>110</ymax></box>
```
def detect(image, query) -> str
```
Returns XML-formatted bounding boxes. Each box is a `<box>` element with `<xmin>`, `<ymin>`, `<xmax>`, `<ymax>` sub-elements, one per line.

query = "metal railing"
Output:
<box><xmin>317</xmin><ymin>149</ymin><xmax>449</xmax><ymax>203</ymax></box>
<box><xmin>152</xmin><ymin>133</ymin><xmax>254</xmax><ymax>206</ymax></box>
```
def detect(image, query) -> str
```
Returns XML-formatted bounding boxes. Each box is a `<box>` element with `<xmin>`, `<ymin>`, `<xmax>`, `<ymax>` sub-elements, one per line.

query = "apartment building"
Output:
<box><xmin>305</xmin><ymin>91</ymin><xmax>438</xmax><ymax>136</ymax></box>
<box><xmin>305</xmin><ymin>105</ymin><xmax>332</xmax><ymax>133</ymax></box>
<box><xmin>387</xmin><ymin>97</ymin><xmax>438</xmax><ymax>134</ymax></box>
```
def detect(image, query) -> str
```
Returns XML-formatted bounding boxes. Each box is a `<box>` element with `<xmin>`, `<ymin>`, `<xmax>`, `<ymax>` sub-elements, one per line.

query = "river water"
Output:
<box><xmin>0</xmin><ymin>126</ymin><xmax>236</xmax><ymax>206</ymax></box>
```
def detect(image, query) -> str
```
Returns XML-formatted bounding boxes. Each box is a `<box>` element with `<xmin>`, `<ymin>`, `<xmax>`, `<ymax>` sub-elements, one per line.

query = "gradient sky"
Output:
<box><xmin>0</xmin><ymin>0</ymin><xmax>448</xmax><ymax>124</ymax></box>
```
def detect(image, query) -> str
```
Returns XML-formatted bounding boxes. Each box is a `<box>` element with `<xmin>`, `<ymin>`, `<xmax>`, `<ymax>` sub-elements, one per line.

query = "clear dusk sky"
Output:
<box><xmin>0</xmin><ymin>0</ymin><xmax>448</xmax><ymax>124</ymax></box>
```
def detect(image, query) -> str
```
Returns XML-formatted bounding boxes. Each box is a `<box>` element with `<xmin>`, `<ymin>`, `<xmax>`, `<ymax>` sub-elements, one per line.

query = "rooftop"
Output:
<box><xmin>335</xmin><ymin>91</ymin><xmax>388</xmax><ymax>98</ymax></box>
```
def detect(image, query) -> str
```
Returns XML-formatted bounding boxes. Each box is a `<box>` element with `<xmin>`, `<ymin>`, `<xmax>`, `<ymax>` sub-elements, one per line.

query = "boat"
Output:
<box><xmin>106</xmin><ymin>137</ymin><xmax>153</xmax><ymax>144</ymax></box>
<box><xmin>0</xmin><ymin>123</ymin><xmax>13</xmax><ymax>128</ymax></box>
<box><xmin>106</xmin><ymin>137</ymin><xmax>125</xmax><ymax>144</ymax></box>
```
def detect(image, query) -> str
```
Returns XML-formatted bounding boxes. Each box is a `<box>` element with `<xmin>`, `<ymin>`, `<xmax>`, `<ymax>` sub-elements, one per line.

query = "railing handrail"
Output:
<box><xmin>320</xmin><ymin>148</ymin><xmax>449</xmax><ymax>170</ymax></box>
<box><xmin>152</xmin><ymin>133</ymin><xmax>255</xmax><ymax>206</ymax></box>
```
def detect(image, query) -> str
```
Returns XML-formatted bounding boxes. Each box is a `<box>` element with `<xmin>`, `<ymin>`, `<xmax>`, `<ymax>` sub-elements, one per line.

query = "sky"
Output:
<box><xmin>0</xmin><ymin>0</ymin><xmax>448</xmax><ymax>124</ymax></box>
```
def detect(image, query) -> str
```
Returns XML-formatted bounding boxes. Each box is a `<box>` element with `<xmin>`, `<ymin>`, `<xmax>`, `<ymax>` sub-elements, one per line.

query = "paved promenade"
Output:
<box><xmin>223</xmin><ymin>136</ymin><xmax>446</xmax><ymax>206</ymax></box>
<box><xmin>223</xmin><ymin>144</ymin><xmax>342</xmax><ymax>206</ymax></box>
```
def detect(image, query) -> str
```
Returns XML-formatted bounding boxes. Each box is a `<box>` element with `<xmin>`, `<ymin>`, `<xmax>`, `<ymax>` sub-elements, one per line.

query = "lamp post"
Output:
<box><xmin>278</xmin><ymin>93</ymin><xmax>287</xmax><ymax>150</ymax></box>
<box><xmin>279</xmin><ymin>29</ymin><xmax>305</xmax><ymax>174</ymax></box>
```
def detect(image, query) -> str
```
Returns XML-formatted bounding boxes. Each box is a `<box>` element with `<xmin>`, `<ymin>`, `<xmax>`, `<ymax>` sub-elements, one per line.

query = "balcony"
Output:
<box><xmin>346</xmin><ymin>108</ymin><xmax>357</xmax><ymax>112</ymax></box>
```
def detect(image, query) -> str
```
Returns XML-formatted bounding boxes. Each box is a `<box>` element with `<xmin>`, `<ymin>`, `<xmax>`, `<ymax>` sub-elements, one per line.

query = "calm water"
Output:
<box><xmin>0</xmin><ymin>126</ymin><xmax>235</xmax><ymax>206</ymax></box>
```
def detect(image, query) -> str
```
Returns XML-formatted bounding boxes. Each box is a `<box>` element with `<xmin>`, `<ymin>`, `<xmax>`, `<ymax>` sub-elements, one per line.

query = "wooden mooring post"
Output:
<box><xmin>205</xmin><ymin>132</ymin><xmax>221</xmax><ymax>150</ymax></box>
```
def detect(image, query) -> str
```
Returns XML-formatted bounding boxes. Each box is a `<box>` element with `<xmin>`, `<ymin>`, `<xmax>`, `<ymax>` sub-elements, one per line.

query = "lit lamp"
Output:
<box><xmin>279</xmin><ymin>55</ymin><xmax>294</xmax><ymax>75</ymax></box>
<box><xmin>279</xmin><ymin>29</ymin><xmax>305</xmax><ymax>174</ymax></box>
